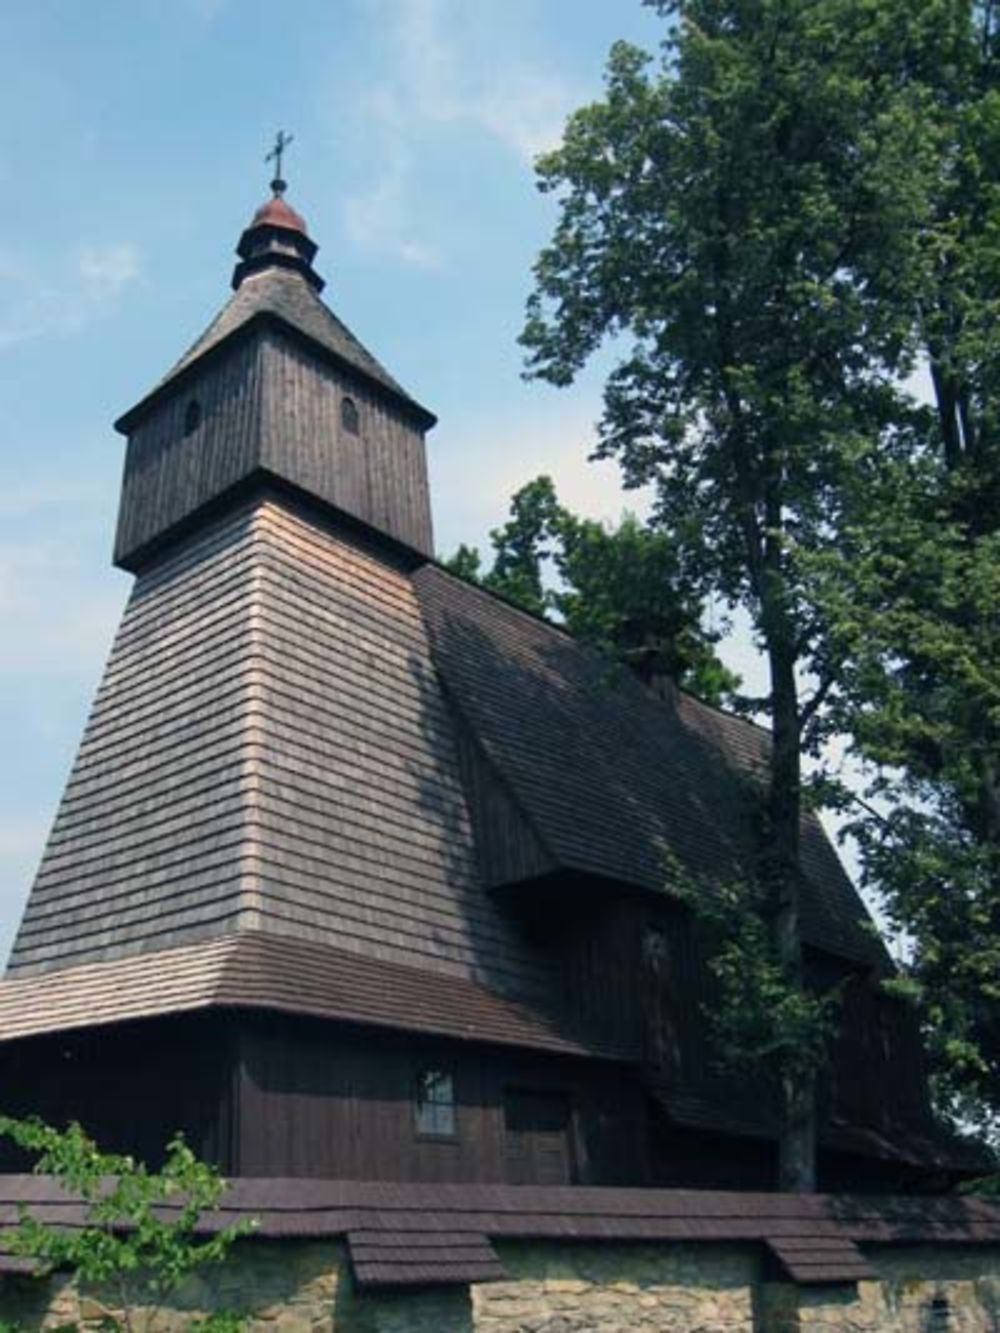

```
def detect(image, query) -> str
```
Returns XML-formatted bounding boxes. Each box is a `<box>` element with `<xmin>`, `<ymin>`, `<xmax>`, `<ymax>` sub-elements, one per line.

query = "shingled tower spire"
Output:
<box><xmin>110</xmin><ymin>173</ymin><xmax>437</xmax><ymax>574</ymax></box>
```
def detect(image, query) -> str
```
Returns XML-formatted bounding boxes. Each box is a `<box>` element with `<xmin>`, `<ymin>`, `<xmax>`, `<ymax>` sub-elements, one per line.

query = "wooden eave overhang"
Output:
<box><xmin>0</xmin><ymin>931</ymin><xmax>633</xmax><ymax>1064</ymax></box>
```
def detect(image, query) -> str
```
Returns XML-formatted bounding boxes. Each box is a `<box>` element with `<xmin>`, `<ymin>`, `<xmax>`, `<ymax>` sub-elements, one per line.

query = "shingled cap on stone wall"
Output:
<box><xmin>3</xmin><ymin>1179</ymin><xmax>1000</xmax><ymax>1290</ymax></box>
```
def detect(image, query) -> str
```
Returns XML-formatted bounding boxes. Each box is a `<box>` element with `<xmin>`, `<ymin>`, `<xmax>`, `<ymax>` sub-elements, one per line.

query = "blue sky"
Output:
<box><xmin>1</xmin><ymin>0</ymin><xmax>688</xmax><ymax>960</ymax></box>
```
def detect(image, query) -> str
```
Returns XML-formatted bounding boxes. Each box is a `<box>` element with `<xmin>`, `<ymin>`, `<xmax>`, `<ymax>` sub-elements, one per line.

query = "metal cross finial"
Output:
<box><xmin>266</xmin><ymin>130</ymin><xmax>294</xmax><ymax>195</ymax></box>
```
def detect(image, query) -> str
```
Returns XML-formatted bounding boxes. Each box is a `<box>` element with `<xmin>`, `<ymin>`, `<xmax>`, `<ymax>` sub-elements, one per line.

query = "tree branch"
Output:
<box><xmin>798</xmin><ymin>665</ymin><xmax>840</xmax><ymax>731</ymax></box>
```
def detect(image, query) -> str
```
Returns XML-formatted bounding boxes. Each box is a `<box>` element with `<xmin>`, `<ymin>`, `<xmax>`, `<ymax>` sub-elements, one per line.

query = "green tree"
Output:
<box><xmin>809</xmin><ymin>3</ymin><xmax>1000</xmax><ymax>1135</ymax></box>
<box><xmin>519</xmin><ymin>0</ymin><xmax>955</xmax><ymax>1188</ymax></box>
<box><xmin>0</xmin><ymin>1116</ymin><xmax>251</xmax><ymax>1333</ymax></box>
<box><xmin>827</xmin><ymin>477</ymin><xmax>1000</xmax><ymax>1137</ymax></box>
<box><xmin>446</xmin><ymin>475</ymin><xmax>740</xmax><ymax>706</ymax></box>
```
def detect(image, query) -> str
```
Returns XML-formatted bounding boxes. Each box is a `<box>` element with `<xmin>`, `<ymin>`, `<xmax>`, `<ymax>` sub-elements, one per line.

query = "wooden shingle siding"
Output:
<box><xmin>7</xmin><ymin>496</ymin><xmax>548</xmax><ymax>1005</ymax></box>
<box><xmin>243</xmin><ymin>503</ymin><xmax>544</xmax><ymax>994</ymax></box>
<box><xmin>8</xmin><ymin>512</ymin><xmax>263</xmax><ymax>974</ymax></box>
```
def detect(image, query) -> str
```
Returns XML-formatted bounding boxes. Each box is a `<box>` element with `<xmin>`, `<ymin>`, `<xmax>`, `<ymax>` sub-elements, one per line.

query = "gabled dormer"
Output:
<box><xmin>112</xmin><ymin>185</ymin><xmax>436</xmax><ymax>571</ymax></box>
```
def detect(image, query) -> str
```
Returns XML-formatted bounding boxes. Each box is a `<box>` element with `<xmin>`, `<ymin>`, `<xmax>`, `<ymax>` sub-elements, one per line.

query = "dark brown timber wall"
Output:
<box><xmin>114</xmin><ymin>325</ymin><xmax>433</xmax><ymax>569</ymax></box>
<box><xmin>234</xmin><ymin>1016</ymin><xmax>648</xmax><ymax>1185</ymax></box>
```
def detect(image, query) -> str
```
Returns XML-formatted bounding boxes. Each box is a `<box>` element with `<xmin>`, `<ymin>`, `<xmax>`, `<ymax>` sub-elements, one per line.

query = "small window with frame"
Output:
<box><xmin>341</xmin><ymin>395</ymin><xmax>360</xmax><ymax>435</ymax></box>
<box><xmin>183</xmin><ymin>399</ymin><xmax>202</xmax><ymax>436</ymax></box>
<box><xmin>643</xmin><ymin>919</ymin><xmax>670</xmax><ymax>976</ymax></box>
<box><xmin>414</xmin><ymin>1069</ymin><xmax>456</xmax><ymax>1138</ymax></box>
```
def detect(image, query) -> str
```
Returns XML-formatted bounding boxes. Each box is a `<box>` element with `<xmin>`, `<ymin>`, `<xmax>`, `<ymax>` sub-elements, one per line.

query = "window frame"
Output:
<box><xmin>183</xmin><ymin>399</ymin><xmax>202</xmax><ymax>436</ymax></box>
<box><xmin>341</xmin><ymin>395</ymin><xmax>360</xmax><ymax>436</ymax></box>
<box><xmin>413</xmin><ymin>1067</ymin><xmax>458</xmax><ymax>1141</ymax></box>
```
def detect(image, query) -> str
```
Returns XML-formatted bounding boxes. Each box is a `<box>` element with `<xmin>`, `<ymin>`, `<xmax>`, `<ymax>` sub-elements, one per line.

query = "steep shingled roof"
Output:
<box><xmin>115</xmin><ymin>266</ymin><xmax>435</xmax><ymax>433</ymax></box>
<box><xmin>5</xmin><ymin>499</ymin><xmax>551</xmax><ymax>1003</ymax></box>
<box><xmin>413</xmin><ymin>564</ymin><xmax>887</xmax><ymax>970</ymax></box>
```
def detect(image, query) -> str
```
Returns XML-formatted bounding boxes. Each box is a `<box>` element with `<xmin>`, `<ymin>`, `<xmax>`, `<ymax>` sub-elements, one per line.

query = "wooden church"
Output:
<box><xmin>0</xmin><ymin>174</ymin><xmax>966</xmax><ymax>1193</ymax></box>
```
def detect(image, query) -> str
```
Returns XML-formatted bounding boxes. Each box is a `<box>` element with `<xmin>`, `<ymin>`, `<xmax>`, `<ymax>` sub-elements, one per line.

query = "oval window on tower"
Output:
<box><xmin>183</xmin><ymin>399</ymin><xmax>202</xmax><ymax>436</ymax></box>
<box><xmin>341</xmin><ymin>395</ymin><xmax>360</xmax><ymax>435</ymax></box>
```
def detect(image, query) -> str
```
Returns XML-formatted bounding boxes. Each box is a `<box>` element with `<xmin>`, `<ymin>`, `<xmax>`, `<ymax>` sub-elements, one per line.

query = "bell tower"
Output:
<box><xmin>3</xmin><ymin>171</ymin><xmax>478</xmax><ymax>982</ymax></box>
<box><xmin>112</xmin><ymin>177</ymin><xmax>436</xmax><ymax>572</ymax></box>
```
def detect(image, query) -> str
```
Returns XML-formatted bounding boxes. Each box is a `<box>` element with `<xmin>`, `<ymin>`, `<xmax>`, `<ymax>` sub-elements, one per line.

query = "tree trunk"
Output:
<box><xmin>763</xmin><ymin>579</ymin><xmax>816</xmax><ymax>1192</ymax></box>
<box><xmin>780</xmin><ymin>1068</ymin><xmax>817</xmax><ymax>1193</ymax></box>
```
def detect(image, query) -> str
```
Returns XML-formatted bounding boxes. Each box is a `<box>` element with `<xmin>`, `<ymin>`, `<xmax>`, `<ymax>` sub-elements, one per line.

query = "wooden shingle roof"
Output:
<box><xmin>4</xmin><ymin>498</ymin><xmax>551</xmax><ymax>1010</ymax></box>
<box><xmin>3</xmin><ymin>486</ymin><xmax>889</xmax><ymax>1055</ymax></box>
<box><xmin>0</xmin><ymin>931</ymin><xmax>621</xmax><ymax>1059</ymax></box>
<box><xmin>115</xmin><ymin>266</ymin><xmax>435</xmax><ymax>434</ymax></box>
<box><xmin>413</xmin><ymin>565</ymin><xmax>887</xmax><ymax>969</ymax></box>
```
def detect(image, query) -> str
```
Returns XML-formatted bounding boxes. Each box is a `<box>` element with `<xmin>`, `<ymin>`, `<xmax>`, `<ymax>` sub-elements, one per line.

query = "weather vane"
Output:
<box><xmin>266</xmin><ymin>130</ymin><xmax>294</xmax><ymax>196</ymax></box>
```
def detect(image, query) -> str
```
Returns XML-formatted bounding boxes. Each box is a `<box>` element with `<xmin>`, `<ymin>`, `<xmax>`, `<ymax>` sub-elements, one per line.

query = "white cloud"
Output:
<box><xmin>380</xmin><ymin>0</ymin><xmax>571</xmax><ymax>162</ymax></box>
<box><xmin>0</xmin><ymin>538</ymin><xmax>124</xmax><ymax>675</ymax></box>
<box><xmin>342</xmin><ymin>102</ymin><xmax>443</xmax><ymax>269</ymax></box>
<box><xmin>78</xmin><ymin>242</ymin><xmax>141</xmax><ymax>302</ymax></box>
<box><xmin>342</xmin><ymin>0</ymin><xmax>576</xmax><ymax>265</ymax></box>
<box><xmin>0</xmin><ymin>242</ymin><xmax>141</xmax><ymax>350</ymax></box>
<box><xmin>0</xmin><ymin>479</ymin><xmax>106</xmax><ymax>521</ymax></box>
<box><xmin>430</xmin><ymin>398</ymin><xmax>651</xmax><ymax>558</ymax></box>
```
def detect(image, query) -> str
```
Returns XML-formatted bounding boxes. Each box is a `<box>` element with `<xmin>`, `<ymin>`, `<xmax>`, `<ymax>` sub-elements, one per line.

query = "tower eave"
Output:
<box><xmin>112</xmin><ymin>471</ymin><xmax>433</xmax><ymax>575</ymax></box>
<box><xmin>113</xmin><ymin>311</ymin><xmax>438</xmax><ymax>437</ymax></box>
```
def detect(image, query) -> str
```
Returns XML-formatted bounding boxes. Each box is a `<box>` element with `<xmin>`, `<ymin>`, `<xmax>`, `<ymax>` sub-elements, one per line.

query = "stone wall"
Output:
<box><xmin>762</xmin><ymin>1247</ymin><xmax>1000</xmax><ymax>1332</ymax></box>
<box><xmin>474</xmin><ymin>1242</ymin><xmax>757</xmax><ymax>1331</ymax></box>
<box><xmin>3</xmin><ymin>1237</ymin><xmax>1000</xmax><ymax>1331</ymax></box>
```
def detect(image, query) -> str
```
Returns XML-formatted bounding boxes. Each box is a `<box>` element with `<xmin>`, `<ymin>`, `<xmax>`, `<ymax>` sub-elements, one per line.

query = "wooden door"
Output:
<box><xmin>503</xmin><ymin>1088</ymin><xmax>574</xmax><ymax>1185</ymax></box>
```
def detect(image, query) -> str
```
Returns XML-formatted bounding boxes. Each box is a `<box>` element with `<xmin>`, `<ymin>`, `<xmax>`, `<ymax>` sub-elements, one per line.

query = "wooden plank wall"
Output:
<box><xmin>0</xmin><ymin>1016</ymin><xmax>236</xmax><ymax>1171</ymax></box>
<box><xmin>234</xmin><ymin>1016</ymin><xmax>648</xmax><ymax>1185</ymax></box>
<box><xmin>260</xmin><ymin>329</ymin><xmax>434</xmax><ymax>555</ymax></box>
<box><xmin>114</xmin><ymin>326</ymin><xmax>433</xmax><ymax>570</ymax></box>
<box><xmin>114</xmin><ymin>338</ymin><xmax>265</xmax><ymax>567</ymax></box>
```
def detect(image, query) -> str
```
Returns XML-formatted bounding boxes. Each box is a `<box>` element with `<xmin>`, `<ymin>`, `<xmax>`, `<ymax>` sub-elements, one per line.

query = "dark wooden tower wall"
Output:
<box><xmin>113</xmin><ymin>328</ymin><xmax>434</xmax><ymax>572</ymax></box>
<box><xmin>259</xmin><ymin>326</ymin><xmax>434</xmax><ymax>554</ymax></box>
<box><xmin>113</xmin><ymin>335</ymin><xmax>266</xmax><ymax>568</ymax></box>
